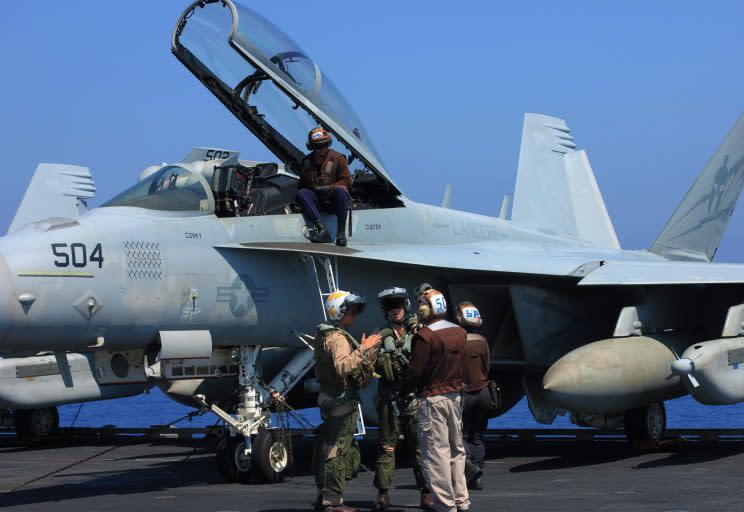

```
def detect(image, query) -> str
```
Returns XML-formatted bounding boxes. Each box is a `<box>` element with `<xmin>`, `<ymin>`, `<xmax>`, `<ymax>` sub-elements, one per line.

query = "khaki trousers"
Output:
<box><xmin>417</xmin><ymin>392</ymin><xmax>470</xmax><ymax>512</ymax></box>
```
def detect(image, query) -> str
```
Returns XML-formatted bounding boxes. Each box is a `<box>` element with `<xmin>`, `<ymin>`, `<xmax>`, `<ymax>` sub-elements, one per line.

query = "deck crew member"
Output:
<box><xmin>312</xmin><ymin>290</ymin><xmax>382</xmax><ymax>512</ymax></box>
<box><xmin>371</xmin><ymin>287</ymin><xmax>434</xmax><ymax>511</ymax></box>
<box><xmin>401</xmin><ymin>284</ymin><xmax>470</xmax><ymax>512</ymax></box>
<box><xmin>456</xmin><ymin>301</ymin><xmax>490</xmax><ymax>490</ymax></box>
<box><xmin>296</xmin><ymin>127</ymin><xmax>352</xmax><ymax>246</ymax></box>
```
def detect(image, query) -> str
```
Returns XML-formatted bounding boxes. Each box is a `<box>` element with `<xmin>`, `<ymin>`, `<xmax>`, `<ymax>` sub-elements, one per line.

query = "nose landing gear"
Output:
<box><xmin>199</xmin><ymin>344</ymin><xmax>311</xmax><ymax>483</ymax></box>
<box><xmin>214</xmin><ymin>426</ymin><xmax>293</xmax><ymax>483</ymax></box>
<box><xmin>216</xmin><ymin>435</ymin><xmax>254</xmax><ymax>483</ymax></box>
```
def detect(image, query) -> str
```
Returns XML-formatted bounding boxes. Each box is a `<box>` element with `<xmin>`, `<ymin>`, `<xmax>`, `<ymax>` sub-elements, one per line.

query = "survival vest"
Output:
<box><xmin>313</xmin><ymin>323</ymin><xmax>371</xmax><ymax>401</ymax></box>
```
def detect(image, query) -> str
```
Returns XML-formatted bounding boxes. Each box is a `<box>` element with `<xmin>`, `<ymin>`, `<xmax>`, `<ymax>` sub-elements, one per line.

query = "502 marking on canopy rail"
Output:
<box><xmin>51</xmin><ymin>243</ymin><xmax>104</xmax><ymax>268</ymax></box>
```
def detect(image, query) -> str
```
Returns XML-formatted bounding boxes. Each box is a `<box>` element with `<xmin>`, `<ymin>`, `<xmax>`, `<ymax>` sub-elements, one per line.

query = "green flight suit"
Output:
<box><xmin>312</xmin><ymin>323</ymin><xmax>374</xmax><ymax>503</ymax></box>
<box><xmin>373</xmin><ymin>318</ymin><xmax>428</xmax><ymax>493</ymax></box>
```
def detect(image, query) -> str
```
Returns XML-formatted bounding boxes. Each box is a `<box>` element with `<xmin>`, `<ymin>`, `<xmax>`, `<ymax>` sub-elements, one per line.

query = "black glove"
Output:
<box><xmin>314</xmin><ymin>185</ymin><xmax>331</xmax><ymax>194</ymax></box>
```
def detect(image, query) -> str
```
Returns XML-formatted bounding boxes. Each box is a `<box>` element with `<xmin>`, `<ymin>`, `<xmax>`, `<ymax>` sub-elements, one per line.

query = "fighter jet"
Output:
<box><xmin>2</xmin><ymin>0</ymin><xmax>744</xmax><ymax>481</ymax></box>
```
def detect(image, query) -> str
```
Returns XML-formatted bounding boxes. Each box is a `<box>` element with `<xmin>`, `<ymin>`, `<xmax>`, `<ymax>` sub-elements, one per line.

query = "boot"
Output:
<box><xmin>471</xmin><ymin>475</ymin><xmax>483</xmax><ymax>490</ymax></box>
<box><xmin>309</xmin><ymin>222</ymin><xmax>332</xmax><ymax>243</ymax></box>
<box><xmin>327</xmin><ymin>506</ymin><xmax>359</xmax><ymax>512</ymax></box>
<box><xmin>315</xmin><ymin>503</ymin><xmax>359</xmax><ymax>512</ymax></box>
<box><xmin>336</xmin><ymin>215</ymin><xmax>346</xmax><ymax>247</ymax></box>
<box><xmin>371</xmin><ymin>493</ymin><xmax>389</xmax><ymax>511</ymax></box>
<box><xmin>464</xmin><ymin>460</ymin><xmax>483</xmax><ymax>489</ymax></box>
<box><xmin>419</xmin><ymin>490</ymin><xmax>435</xmax><ymax>510</ymax></box>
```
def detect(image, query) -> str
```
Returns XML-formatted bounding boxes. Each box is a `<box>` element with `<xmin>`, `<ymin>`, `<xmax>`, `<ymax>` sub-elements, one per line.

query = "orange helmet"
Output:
<box><xmin>307</xmin><ymin>127</ymin><xmax>332</xmax><ymax>150</ymax></box>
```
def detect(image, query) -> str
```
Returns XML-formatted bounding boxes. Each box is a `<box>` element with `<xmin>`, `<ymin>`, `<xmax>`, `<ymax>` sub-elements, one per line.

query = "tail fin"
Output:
<box><xmin>8</xmin><ymin>164</ymin><xmax>95</xmax><ymax>234</ymax></box>
<box><xmin>649</xmin><ymin>113</ymin><xmax>744</xmax><ymax>261</ymax></box>
<box><xmin>511</xmin><ymin>114</ymin><xmax>620</xmax><ymax>249</ymax></box>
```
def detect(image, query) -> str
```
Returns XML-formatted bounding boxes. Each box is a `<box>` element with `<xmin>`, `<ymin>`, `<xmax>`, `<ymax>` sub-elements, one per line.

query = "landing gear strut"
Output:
<box><xmin>198</xmin><ymin>344</ymin><xmax>308</xmax><ymax>483</ymax></box>
<box><xmin>624</xmin><ymin>402</ymin><xmax>666</xmax><ymax>442</ymax></box>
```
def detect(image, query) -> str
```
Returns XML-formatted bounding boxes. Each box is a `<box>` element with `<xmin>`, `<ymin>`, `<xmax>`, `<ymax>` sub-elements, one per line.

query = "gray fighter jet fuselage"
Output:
<box><xmin>4</xmin><ymin>0</ymin><xmax>744</xmax><ymax>482</ymax></box>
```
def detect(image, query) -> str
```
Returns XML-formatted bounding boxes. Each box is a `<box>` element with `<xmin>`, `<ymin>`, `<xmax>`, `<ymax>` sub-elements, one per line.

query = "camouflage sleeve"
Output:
<box><xmin>324</xmin><ymin>331</ymin><xmax>365</xmax><ymax>378</ymax></box>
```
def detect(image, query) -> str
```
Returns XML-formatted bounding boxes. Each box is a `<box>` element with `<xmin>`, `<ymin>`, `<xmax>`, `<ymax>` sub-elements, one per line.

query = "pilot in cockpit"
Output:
<box><xmin>296</xmin><ymin>127</ymin><xmax>352</xmax><ymax>246</ymax></box>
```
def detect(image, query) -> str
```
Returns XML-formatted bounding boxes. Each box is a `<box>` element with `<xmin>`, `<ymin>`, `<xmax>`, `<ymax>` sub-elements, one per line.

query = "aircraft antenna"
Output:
<box><xmin>500</xmin><ymin>194</ymin><xmax>511</xmax><ymax>220</ymax></box>
<box><xmin>442</xmin><ymin>184</ymin><xmax>452</xmax><ymax>209</ymax></box>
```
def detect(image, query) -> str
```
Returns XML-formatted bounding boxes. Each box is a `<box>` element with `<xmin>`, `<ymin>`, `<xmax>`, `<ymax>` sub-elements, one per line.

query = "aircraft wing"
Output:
<box><xmin>578</xmin><ymin>260</ymin><xmax>744</xmax><ymax>286</ymax></box>
<box><xmin>216</xmin><ymin>241</ymin><xmax>607</xmax><ymax>278</ymax></box>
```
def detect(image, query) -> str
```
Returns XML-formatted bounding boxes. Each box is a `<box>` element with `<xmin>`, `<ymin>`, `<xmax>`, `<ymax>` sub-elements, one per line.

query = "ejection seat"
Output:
<box><xmin>211</xmin><ymin>162</ymin><xmax>299</xmax><ymax>218</ymax></box>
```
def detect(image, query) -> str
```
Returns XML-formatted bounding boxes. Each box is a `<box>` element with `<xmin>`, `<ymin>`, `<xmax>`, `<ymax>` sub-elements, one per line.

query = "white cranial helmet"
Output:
<box><xmin>325</xmin><ymin>290</ymin><xmax>366</xmax><ymax>322</ymax></box>
<box><xmin>456</xmin><ymin>301</ymin><xmax>483</xmax><ymax>328</ymax></box>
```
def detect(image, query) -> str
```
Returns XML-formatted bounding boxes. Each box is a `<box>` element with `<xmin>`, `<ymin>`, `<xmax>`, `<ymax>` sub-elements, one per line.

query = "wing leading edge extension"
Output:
<box><xmin>217</xmin><ymin>242</ymin><xmax>744</xmax><ymax>287</ymax></box>
<box><xmin>216</xmin><ymin>241</ymin><xmax>611</xmax><ymax>279</ymax></box>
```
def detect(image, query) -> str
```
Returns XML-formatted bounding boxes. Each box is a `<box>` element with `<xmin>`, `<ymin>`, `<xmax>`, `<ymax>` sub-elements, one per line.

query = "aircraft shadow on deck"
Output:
<box><xmin>632</xmin><ymin>446</ymin><xmax>744</xmax><ymax>469</ymax></box>
<box><xmin>507</xmin><ymin>445</ymin><xmax>744</xmax><ymax>473</ymax></box>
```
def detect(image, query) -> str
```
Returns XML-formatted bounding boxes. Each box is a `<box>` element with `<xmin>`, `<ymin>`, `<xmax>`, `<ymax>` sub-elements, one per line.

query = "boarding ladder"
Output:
<box><xmin>307</xmin><ymin>253</ymin><xmax>341</xmax><ymax>322</ymax></box>
<box><xmin>263</xmin><ymin>254</ymin><xmax>342</xmax><ymax>401</ymax></box>
<box><xmin>301</xmin><ymin>252</ymin><xmax>366</xmax><ymax>436</ymax></box>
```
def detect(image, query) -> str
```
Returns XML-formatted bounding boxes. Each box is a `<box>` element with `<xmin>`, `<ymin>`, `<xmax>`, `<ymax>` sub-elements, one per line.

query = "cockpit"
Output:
<box><xmin>101</xmin><ymin>156</ymin><xmax>311</xmax><ymax>218</ymax></box>
<box><xmin>167</xmin><ymin>0</ymin><xmax>404</xmax><ymax>215</ymax></box>
<box><xmin>104</xmin><ymin>1</ymin><xmax>404</xmax><ymax>218</ymax></box>
<box><xmin>103</xmin><ymin>165</ymin><xmax>212</xmax><ymax>212</ymax></box>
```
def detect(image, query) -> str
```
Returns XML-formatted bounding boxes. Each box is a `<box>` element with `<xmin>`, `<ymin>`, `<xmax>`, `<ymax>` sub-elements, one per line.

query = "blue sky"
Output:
<box><xmin>1</xmin><ymin>1</ymin><xmax>743</xmax><ymax>259</ymax></box>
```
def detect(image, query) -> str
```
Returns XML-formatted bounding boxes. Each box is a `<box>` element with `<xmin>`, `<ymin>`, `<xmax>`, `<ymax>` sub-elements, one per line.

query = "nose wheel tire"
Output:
<box><xmin>624</xmin><ymin>402</ymin><xmax>666</xmax><ymax>442</ymax></box>
<box><xmin>15</xmin><ymin>407</ymin><xmax>59</xmax><ymax>439</ymax></box>
<box><xmin>216</xmin><ymin>436</ymin><xmax>253</xmax><ymax>483</ymax></box>
<box><xmin>254</xmin><ymin>428</ymin><xmax>292</xmax><ymax>483</ymax></box>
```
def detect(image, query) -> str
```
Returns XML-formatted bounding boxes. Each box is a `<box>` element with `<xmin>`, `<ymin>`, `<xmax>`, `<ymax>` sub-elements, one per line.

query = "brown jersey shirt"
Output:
<box><xmin>463</xmin><ymin>333</ymin><xmax>490</xmax><ymax>392</ymax></box>
<box><xmin>402</xmin><ymin>319</ymin><xmax>467</xmax><ymax>398</ymax></box>
<box><xmin>298</xmin><ymin>148</ymin><xmax>352</xmax><ymax>190</ymax></box>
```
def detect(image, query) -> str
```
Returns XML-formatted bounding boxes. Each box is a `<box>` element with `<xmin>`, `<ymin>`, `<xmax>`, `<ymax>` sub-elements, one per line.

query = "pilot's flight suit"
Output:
<box><xmin>372</xmin><ymin>316</ymin><xmax>430</xmax><ymax>501</ymax></box>
<box><xmin>312</xmin><ymin>323</ymin><xmax>378</xmax><ymax>511</ymax></box>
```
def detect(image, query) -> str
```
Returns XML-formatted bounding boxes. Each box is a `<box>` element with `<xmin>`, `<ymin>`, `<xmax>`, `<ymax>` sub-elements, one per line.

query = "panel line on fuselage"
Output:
<box><xmin>17</xmin><ymin>271</ymin><xmax>95</xmax><ymax>278</ymax></box>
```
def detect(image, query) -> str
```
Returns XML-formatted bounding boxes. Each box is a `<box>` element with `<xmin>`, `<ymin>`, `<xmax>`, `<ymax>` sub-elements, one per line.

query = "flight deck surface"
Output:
<box><xmin>1</xmin><ymin>431</ymin><xmax>742</xmax><ymax>511</ymax></box>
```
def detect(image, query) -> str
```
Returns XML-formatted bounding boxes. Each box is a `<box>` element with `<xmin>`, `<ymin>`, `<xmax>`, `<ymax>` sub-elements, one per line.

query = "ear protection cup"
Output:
<box><xmin>417</xmin><ymin>303</ymin><xmax>432</xmax><ymax>322</ymax></box>
<box><xmin>417</xmin><ymin>288</ymin><xmax>446</xmax><ymax>323</ymax></box>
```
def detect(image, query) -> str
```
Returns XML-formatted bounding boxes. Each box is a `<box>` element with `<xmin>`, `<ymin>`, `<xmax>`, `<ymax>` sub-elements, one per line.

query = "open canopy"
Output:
<box><xmin>172</xmin><ymin>0</ymin><xmax>401</xmax><ymax>196</ymax></box>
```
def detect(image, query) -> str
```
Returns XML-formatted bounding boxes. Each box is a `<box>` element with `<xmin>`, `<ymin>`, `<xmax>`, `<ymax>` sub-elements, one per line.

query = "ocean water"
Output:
<box><xmin>56</xmin><ymin>388</ymin><xmax>744</xmax><ymax>431</ymax></box>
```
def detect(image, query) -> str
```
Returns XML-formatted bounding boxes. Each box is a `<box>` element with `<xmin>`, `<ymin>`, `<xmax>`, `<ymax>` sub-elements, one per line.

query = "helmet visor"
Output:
<box><xmin>347</xmin><ymin>303</ymin><xmax>365</xmax><ymax>315</ymax></box>
<box><xmin>380</xmin><ymin>298</ymin><xmax>406</xmax><ymax>310</ymax></box>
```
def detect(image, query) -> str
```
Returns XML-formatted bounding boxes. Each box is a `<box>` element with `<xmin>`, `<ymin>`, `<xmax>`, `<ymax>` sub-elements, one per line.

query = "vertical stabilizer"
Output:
<box><xmin>511</xmin><ymin>114</ymin><xmax>619</xmax><ymax>249</ymax></box>
<box><xmin>650</xmin><ymin>113</ymin><xmax>744</xmax><ymax>261</ymax></box>
<box><xmin>8</xmin><ymin>164</ymin><xmax>95</xmax><ymax>234</ymax></box>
